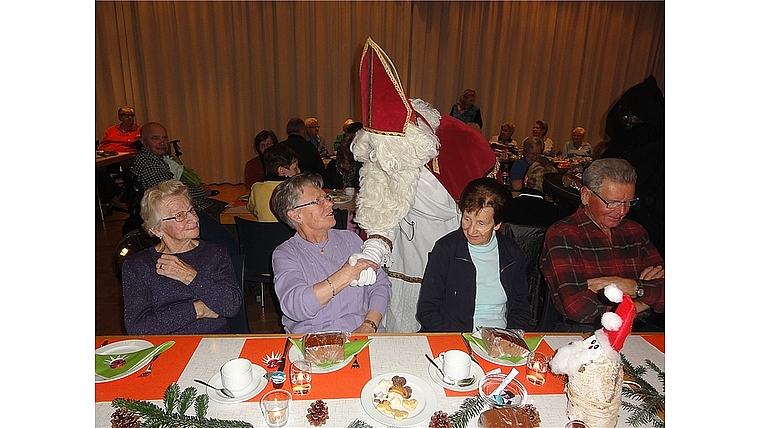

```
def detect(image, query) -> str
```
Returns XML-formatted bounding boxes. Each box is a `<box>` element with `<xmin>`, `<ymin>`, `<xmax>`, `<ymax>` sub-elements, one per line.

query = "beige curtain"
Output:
<box><xmin>96</xmin><ymin>1</ymin><xmax>664</xmax><ymax>184</ymax></box>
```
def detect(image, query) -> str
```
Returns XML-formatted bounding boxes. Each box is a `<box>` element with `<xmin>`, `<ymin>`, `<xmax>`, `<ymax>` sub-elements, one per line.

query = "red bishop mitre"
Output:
<box><xmin>600</xmin><ymin>285</ymin><xmax>637</xmax><ymax>352</ymax></box>
<box><xmin>359</xmin><ymin>37</ymin><xmax>420</xmax><ymax>136</ymax></box>
<box><xmin>428</xmin><ymin>115</ymin><xmax>497</xmax><ymax>200</ymax></box>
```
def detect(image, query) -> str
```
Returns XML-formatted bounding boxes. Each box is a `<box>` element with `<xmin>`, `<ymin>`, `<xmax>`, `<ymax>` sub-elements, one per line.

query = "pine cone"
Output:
<box><xmin>306</xmin><ymin>399</ymin><xmax>329</xmax><ymax>426</ymax></box>
<box><xmin>523</xmin><ymin>404</ymin><xmax>542</xmax><ymax>427</ymax></box>
<box><xmin>111</xmin><ymin>408</ymin><xmax>140</xmax><ymax>428</ymax></box>
<box><xmin>429</xmin><ymin>410</ymin><xmax>451</xmax><ymax>428</ymax></box>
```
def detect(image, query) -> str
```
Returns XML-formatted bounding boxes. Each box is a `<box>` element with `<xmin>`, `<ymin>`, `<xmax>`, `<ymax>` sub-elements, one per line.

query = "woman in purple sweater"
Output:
<box><xmin>121</xmin><ymin>180</ymin><xmax>241</xmax><ymax>335</ymax></box>
<box><xmin>269</xmin><ymin>172</ymin><xmax>391</xmax><ymax>334</ymax></box>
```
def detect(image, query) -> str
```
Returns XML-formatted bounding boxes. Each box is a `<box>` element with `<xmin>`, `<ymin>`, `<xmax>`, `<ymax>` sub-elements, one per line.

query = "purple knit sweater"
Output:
<box><xmin>121</xmin><ymin>240</ymin><xmax>241</xmax><ymax>335</ymax></box>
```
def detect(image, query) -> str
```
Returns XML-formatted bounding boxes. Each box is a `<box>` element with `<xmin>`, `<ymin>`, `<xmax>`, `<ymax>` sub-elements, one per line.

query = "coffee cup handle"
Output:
<box><xmin>438</xmin><ymin>352</ymin><xmax>445</xmax><ymax>362</ymax></box>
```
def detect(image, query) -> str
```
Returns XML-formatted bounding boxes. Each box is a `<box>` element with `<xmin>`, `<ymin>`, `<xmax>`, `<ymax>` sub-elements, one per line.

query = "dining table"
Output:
<box><xmin>95</xmin><ymin>332</ymin><xmax>664</xmax><ymax>427</ymax></box>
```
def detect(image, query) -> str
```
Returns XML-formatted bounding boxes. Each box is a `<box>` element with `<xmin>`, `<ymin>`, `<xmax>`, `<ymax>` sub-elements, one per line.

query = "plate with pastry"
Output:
<box><xmin>360</xmin><ymin>373</ymin><xmax>437</xmax><ymax>426</ymax></box>
<box><xmin>463</xmin><ymin>328</ymin><xmax>544</xmax><ymax>366</ymax></box>
<box><xmin>288</xmin><ymin>332</ymin><xmax>371</xmax><ymax>374</ymax></box>
<box><xmin>331</xmin><ymin>195</ymin><xmax>351</xmax><ymax>204</ymax></box>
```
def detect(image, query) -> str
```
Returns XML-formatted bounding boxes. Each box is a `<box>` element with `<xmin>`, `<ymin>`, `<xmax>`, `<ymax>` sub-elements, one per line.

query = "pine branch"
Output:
<box><xmin>620</xmin><ymin>353</ymin><xmax>665</xmax><ymax>428</ymax></box>
<box><xmin>448</xmin><ymin>396</ymin><xmax>488</xmax><ymax>428</ymax></box>
<box><xmin>111</xmin><ymin>383</ymin><xmax>253</xmax><ymax>428</ymax></box>
<box><xmin>347</xmin><ymin>419</ymin><xmax>374</xmax><ymax>428</ymax></box>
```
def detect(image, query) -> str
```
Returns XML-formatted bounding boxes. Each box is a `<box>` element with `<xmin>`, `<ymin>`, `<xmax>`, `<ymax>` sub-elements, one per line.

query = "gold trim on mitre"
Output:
<box><xmin>359</xmin><ymin>37</ymin><xmax>418</xmax><ymax>137</ymax></box>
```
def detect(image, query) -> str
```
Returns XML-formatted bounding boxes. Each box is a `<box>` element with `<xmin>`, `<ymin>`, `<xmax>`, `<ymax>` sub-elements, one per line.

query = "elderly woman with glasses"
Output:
<box><xmin>270</xmin><ymin>172</ymin><xmax>391</xmax><ymax>334</ymax></box>
<box><xmin>509</xmin><ymin>137</ymin><xmax>546</xmax><ymax>193</ymax></box>
<box><xmin>121</xmin><ymin>180</ymin><xmax>242</xmax><ymax>335</ymax></box>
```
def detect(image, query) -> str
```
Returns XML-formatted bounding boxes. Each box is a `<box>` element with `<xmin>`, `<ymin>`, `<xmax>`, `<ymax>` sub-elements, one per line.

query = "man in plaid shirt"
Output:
<box><xmin>131</xmin><ymin>122</ymin><xmax>223</xmax><ymax>216</ymax></box>
<box><xmin>541</xmin><ymin>158</ymin><xmax>664</xmax><ymax>331</ymax></box>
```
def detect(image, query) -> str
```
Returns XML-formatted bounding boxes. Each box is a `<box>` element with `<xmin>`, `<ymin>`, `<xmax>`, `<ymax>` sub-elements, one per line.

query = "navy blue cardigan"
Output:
<box><xmin>416</xmin><ymin>228</ymin><xmax>530</xmax><ymax>332</ymax></box>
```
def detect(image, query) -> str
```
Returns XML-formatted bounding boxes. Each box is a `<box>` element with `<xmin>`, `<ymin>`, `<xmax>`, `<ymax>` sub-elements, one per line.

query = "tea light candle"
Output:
<box><xmin>268</xmin><ymin>407</ymin><xmax>285</xmax><ymax>422</ymax></box>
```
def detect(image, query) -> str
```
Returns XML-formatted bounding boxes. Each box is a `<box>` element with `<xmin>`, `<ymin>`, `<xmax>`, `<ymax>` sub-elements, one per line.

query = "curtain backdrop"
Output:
<box><xmin>96</xmin><ymin>1</ymin><xmax>664</xmax><ymax>185</ymax></box>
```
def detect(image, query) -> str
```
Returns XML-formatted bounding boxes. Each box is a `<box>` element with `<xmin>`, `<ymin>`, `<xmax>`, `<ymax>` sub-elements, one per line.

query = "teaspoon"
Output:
<box><xmin>193</xmin><ymin>378</ymin><xmax>235</xmax><ymax>399</ymax></box>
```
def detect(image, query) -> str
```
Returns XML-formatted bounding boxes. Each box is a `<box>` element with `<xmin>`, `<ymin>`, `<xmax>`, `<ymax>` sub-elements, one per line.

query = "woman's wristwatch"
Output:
<box><xmin>363</xmin><ymin>319</ymin><xmax>378</xmax><ymax>332</ymax></box>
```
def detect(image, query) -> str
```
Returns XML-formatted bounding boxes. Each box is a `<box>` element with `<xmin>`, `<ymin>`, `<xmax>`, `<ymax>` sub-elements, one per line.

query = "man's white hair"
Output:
<box><xmin>352</xmin><ymin>99</ymin><xmax>441</xmax><ymax>233</ymax></box>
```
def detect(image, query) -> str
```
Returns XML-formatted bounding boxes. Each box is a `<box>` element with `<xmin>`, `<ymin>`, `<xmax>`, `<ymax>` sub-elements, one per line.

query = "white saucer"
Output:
<box><xmin>205</xmin><ymin>365</ymin><xmax>267</xmax><ymax>404</ymax></box>
<box><xmin>426</xmin><ymin>357</ymin><xmax>484</xmax><ymax>392</ymax></box>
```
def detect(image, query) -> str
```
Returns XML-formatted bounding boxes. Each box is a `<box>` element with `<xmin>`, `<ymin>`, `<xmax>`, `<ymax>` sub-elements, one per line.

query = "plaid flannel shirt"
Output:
<box><xmin>131</xmin><ymin>147</ymin><xmax>211</xmax><ymax>211</ymax></box>
<box><xmin>540</xmin><ymin>207</ymin><xmax>664</xmax><ymax>324</ymax></box>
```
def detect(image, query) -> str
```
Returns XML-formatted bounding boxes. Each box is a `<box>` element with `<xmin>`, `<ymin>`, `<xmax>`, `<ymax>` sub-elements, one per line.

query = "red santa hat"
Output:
<box><xmin>359</xmin><ymin>37</ymin><xmax>421</xmax><ymax>136</ymax></box>
<box><xmin>599</xmin><ymin>284</ymin><xmax>636</xmax><ymax>352</ymax></box>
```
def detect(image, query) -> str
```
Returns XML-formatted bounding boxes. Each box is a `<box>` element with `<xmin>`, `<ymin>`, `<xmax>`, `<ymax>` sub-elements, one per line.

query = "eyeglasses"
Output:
<box><xmin>308</xmin><ymin>125</ymin><xmax>320</xmax><ymax>129</ymax></box>
<box><xmin>589</xmin><ymin>188</ymin><xmax>639</xmax><ymax>209</ymax></box>
<box><xmin>292</xmin><ymin>194</ymin><xmax>332</xmax><ymax>210</ymax></box>
<box><xmin>161</xmin><ymin>206</ymin><xmax>196</xmax><ymax>222</ymax></box>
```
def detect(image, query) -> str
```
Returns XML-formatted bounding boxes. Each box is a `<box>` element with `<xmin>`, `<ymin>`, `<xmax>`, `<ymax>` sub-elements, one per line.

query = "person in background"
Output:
<box><xmin>121</xmin><ymin>180</ymin><xmax>242</xmax><ymax>334</ymax></box>
<box><xmin>540</xmin><ymin>158</ymin><xmax>664</xmax><ymax>332</ymax></box>
<box><xmin>509</xmin><ymin>137</ymin><xmax>545</xmax><ymax>194</ymax></box>
<box><xmin>561</xmin><ymin>126</ymin><xmax>593</xmax><ymax>158</ymax></box>
<box><xmin>281</xmin><ymin>117</ymin><xmax>326</xmax><ymax>178</ymax></box>
<box><xmin>505</xmin><ymin>161</ymin><xmax>559</xmax><ymax>227</ymax></box>
<box><xmin>494</xmin><ymin>121</ymin><xmax>518</xmax><ymax>147</ymax></box>
<box><xmin>334</xmin><ymin>118</ymin><xmax>355</xmax><ymax>152</ymax></box>
<box><xmin>417</xmin><ymin>177</ymin><xmax>530</xmax><ymax>332</ymax></box>
<box><xmin>324</xmin><ymin>134</ymin><xmax>361</xmax><ymax>190</ymax></box>
<box><xmin>244</xmin><ymin>130</ymin><xmax>278</xmax><ymax>189</ymax></box>
<box><xmin>270</xmin><ymin>172</ymin><xmax>391</xmax><ymax>333</ymax></box>
<box><xmin>98</xmin><ymin>105</ymin><xmax>141</xmax><ymax>153</ymax></box>
<box><xmin>524</xmin><ymin>120</ymin><xmax>554</xmax><ymax>156</ymax></box>
<box><xmin>305</xmin><ymin>117</ymin><xmax>329</xmax><ymax>157</ymax></box>
<box><xmin>247</xmin><ymin>143</ymin><xmax>300</xmax><ymax>222</ymax></box>
<box><xmin>449</xmin><ymin>89</ymin><xmax>483</xmax><ymax>129</ymax></box>
<box><xmin>131</xmin><ymin>122</ymin><xmax>227</xmax><ymax>219</ymax></box>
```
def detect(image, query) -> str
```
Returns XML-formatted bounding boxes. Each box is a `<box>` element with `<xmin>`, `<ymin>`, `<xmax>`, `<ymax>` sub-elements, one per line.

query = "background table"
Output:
<box><xmin>95</xmin><ymin>332</ymin><xmax>664</xmax><ymax>427</ymax></box>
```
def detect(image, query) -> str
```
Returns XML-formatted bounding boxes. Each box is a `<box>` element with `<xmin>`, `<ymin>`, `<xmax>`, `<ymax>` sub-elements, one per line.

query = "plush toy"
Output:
<box><xmin>550</xmin><ymin>284</ymin><xmax>635</xmax><ymax>427</ymax></box>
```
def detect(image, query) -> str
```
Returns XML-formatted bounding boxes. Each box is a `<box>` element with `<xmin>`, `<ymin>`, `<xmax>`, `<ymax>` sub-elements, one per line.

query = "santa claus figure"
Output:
<box><xmin>348</xmin><ymin>38</ymin><xmax>497</xmax><ymax>332</ymax></box>
<box><xmin>550</xmin><ymin>285</ymin><xmax>636</xmax><ymax>427</ymax></box>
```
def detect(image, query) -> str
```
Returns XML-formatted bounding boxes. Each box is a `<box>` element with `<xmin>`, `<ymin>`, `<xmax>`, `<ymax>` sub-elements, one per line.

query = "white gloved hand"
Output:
<box><xmin>349</xmin><ymin>267</ymin><xmax>377</xmax><ymax>287</ymax></box>
<box><xmin>347</xmin><ymin>231</ymin><xmax>394</xmax><ymax>286</ymax></box>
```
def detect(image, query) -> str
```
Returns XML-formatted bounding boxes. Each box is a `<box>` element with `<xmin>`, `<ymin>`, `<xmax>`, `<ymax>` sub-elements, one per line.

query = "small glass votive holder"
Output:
<box><xmin>260</xmin><ymin>390</ymin><xmax>291</xmax><ymax>428</ymax></box>
<box><xmin>289</xmin><ymin>359</ymin><xmax>313</xmax><ymax>395</ymax></box>
<box><xmin>526</xmin><ymin>351</ymin><xmax>549</xmax><ymax>386</ymax></box>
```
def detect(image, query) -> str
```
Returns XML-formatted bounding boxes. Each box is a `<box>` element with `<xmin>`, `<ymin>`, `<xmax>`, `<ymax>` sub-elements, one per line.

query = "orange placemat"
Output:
<box><xmin>232</xmin><ymin>199</ymin><xmax>247</xmax><ymax>207</ymax></box>
<box><xmin>95</xmin><ymin>336</ymin><xmax>202</xmax><ymax>402</ymax></box>
<box><xmin>426</xmin><ymin>334</ymin><xmax>565</xmax><ymax>396</ymax></box>
<box><xmin>641</xmin><ymin>334</ymin><xmax>665</xmax><ymax>353</ymax></box>
<box><xmin>239</xmin><ymin>336</ymin><xmax>373</xmax><ymax>401</ymax></box>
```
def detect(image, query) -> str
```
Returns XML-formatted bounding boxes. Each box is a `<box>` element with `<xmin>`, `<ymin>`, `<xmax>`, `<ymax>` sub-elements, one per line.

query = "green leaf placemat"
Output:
<box><xmin>95</xmin><ymin>341</ymin><xmax>174</xmax><ymax>380</ymax></box>
<box><xmin>463</xmin><ymin>333</ymin><xmax>543</xmax><ymax>363</ymax></box>
<box><xmin>289</xmin><ymin>337</ymin><xmax>372</xmax><ymax>368</ymax></box>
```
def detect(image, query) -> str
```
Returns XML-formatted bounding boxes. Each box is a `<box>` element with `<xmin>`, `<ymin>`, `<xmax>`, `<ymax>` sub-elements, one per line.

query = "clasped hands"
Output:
<box><xmin>156</xmin><ymin>255</ymin><xmax>217</xmax><ymax>319</ymax></box>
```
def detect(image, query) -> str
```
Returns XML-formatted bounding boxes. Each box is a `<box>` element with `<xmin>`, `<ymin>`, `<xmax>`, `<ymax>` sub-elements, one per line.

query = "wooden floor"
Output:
<box><xmin>95</xmin><ymin>183</ymin><xmax>285</xmax><ymax>336</ymax></box>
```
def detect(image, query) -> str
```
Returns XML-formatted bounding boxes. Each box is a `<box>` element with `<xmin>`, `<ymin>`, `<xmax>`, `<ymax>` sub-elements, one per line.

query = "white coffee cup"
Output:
<box><xmin>344</xmin><ymin>187</ymin><xmax>356</xmax><ymax>197</ymax></box>
<box><xmin>438</xmin><ymin>349</ymin><xmax>471</xmax><ymax>381</ymax></box>
<box><xmin>220</xmin><ymin>358</ymin><xmax>253</xmax><ymax>392</ymax></box>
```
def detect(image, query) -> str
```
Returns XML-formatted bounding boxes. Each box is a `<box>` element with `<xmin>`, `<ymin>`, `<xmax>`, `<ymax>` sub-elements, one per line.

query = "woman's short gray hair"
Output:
<box><xmin>270</xmin><ymin>172</ymin><xmax>324</xmax><ymax>228</ymax></box>
<box><xmin>583</xmin><ymin>158</ymin><xmax>637</xmax><ymax>192</ymax></box>
<box><xmin>140</xmin><ymin>179</ymin><xmax>191</xmax><ymax>236</ymax></box>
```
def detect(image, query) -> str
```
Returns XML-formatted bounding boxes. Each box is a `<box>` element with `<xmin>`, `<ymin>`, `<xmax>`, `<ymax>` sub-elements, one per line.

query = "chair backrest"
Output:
<box><xmin>227</xmin><ymin>254</ymin><xmax>251</xmax><ymax>334</ymax></box>
<box><xmin>503</xmin><ymin>222</ymin><xmax>558</xmax><ymax>329</ymax></box>
<box><xmin>112</xmin><ymin>228</ymin><xmax>160</xmax><ymax>283</ymax></box>
<box><xmin>234</xmin><ymin>217</ymin><xmax>295</xmax><ymax>283</ymax></box>
<box><xmin>198</xmin><ymin>209</ymin><xmax>239</xmax><ymax>257</ymax></box>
